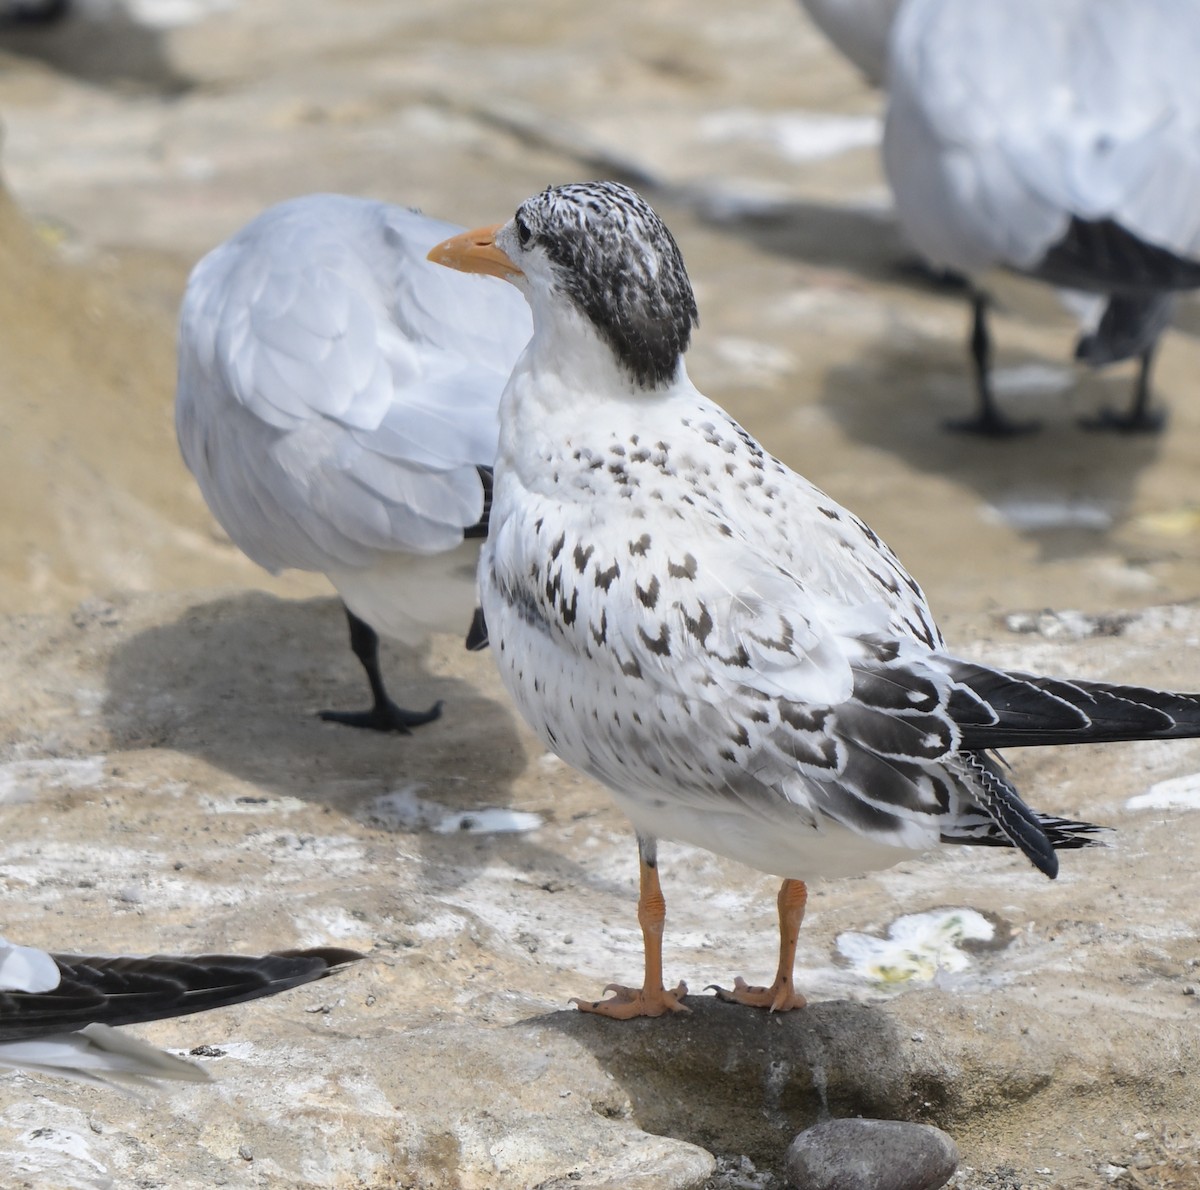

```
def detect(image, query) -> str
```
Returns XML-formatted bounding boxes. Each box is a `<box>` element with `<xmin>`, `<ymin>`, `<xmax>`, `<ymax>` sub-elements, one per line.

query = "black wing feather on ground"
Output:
<box><xmin>0</xmin><ymin>947</ymin><xmax>362</xmax><ymax>1041</ymax></box>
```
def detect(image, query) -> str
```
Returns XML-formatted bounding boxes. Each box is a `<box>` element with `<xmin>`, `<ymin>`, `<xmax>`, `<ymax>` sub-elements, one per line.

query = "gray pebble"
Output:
<box><xmin>784</xmin><ymin>1118</ymin><xmax>959</xmax><ymax>1190</ymax></box>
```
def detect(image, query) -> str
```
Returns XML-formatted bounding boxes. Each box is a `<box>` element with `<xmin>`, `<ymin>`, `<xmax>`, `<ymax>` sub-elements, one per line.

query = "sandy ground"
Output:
<box><xmin>0</xmin><ymin>1</ymin><xmax>1199</xmax><ymax>1186</ymax></box>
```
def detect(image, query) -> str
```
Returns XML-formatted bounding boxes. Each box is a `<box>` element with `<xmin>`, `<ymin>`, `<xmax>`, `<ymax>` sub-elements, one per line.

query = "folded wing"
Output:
<box><xmin>176</xmin><ymin>195</ymin><xmax>531</xmax><ymax>574</ymax></box>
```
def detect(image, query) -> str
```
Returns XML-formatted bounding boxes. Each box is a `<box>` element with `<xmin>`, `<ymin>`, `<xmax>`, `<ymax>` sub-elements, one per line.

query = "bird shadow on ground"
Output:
<box><xmin>693</xmin><ymin>194</ymin><xmax>917</xmax><ymax>287</ymax></box>
<box><xmin>101</xmin><ymin>590</ymin><xmax>598</xmax><ymax>895</ymax></box>
<box><xmin>530</xmin><ymin>996</ymin><xmax>927</xmax><ymax>1168</ymax></box>
<box><xmin>0</xmin><ymin>5</ymin><xmax>191</xmax><ymax>93</ymax></box>
<box><xmin>1172</xmin><ymin>294</ymin><xmax>1200</xmax><ymax>341</ymax></box>
<box><xmin>704</xmin><ymin>192</ymin><xmax>1200</xmax><ymax>364</ymax></box>
<box><xmin>816</xmin><ymin>334</ymin><xmax>1163</xmax><ymax>565</ymax></box>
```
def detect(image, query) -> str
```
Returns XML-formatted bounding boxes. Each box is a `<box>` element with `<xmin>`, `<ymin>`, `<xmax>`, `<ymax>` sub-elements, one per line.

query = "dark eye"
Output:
<box><xmin>515</xmin><ymin>216</ymin><xmax>532</xmax><ymax>247</ymax></box>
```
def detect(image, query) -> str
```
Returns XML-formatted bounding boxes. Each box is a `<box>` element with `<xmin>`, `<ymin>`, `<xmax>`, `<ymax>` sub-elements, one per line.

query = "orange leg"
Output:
<box><xmin>712</xmin><ymin>878</ymin><xmax>808</xmax><ymax>1012</ymax></box>
<box><xmin>571</xmin><ymin>837</ymin><xmax>689</xmax><ymax>1019</ymax></box>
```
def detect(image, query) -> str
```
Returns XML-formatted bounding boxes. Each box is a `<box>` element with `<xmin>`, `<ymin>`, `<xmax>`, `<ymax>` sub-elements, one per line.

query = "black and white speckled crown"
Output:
<box><xmin>513</xmin><ymin>181</ymin><xmax>699</xmax><ymax>390</ymax></box>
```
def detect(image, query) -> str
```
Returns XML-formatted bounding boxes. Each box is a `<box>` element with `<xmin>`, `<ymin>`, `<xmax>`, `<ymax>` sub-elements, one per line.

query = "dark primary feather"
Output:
<box><xmin>928</xmin><ymin>660</ymin><xmax>1200</xmax><ymax>873</ymax></box>
<box><xmin>465</xmin><ymin>605</ymin><xmax>489</xmax><ymax>651</ymax></box>
<box><xmin>462</xmin><ymin>465</ymin><xmax>494</xmax><ymax>541</ymax></box>
<box><xmin>939</xmin><ymin>750</ymin><xmax>1106</xmax><ymax>878</ymax></box>
<box><xmin>833</xmin><ymin>658</ymin><xmax>1141</xmax><ymax>874</ymax></box>
<box><xmin>946</xmin><ymin>662</ymin><xmax>1200</xmax><ymax>749</ymax></box>
<box><xmin>0</xmin><ymin>947</ymin><xmax>362</xmax><ymax>1041</ymax></box>
<box><xmin>1032</xmin><ymin>218</ymin><xmax>1200</xmax><ymax>367</ymax></box>
<box><xmin>1034</xmin><ymin>217</ymin><xmax>1200</xmax><ymax>295</ymax></box>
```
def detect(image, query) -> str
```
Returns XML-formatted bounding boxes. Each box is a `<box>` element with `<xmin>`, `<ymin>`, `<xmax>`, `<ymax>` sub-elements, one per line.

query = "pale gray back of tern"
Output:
<box><xmin>797</xmin><ymin>0</ymin><xmax>903</xmax><ymax>84</ymax></box>
<box><xmin>0</xmin><ymin>935</ymin><xmax>360</xmax><ymax>1088</ymax></box>
<box><xmin>176</xmin><ymin>194</ymin><xmax>531</xmax><ymax>732</ymax></box>
<box><xmin>429</xmin><ymin>180</ymin><xmax>1200</xmax><ymax>1021</ymax></box>
<box><xmin>884</xmin><ymin>0</ymin><xmax>1200</xmax><ymax>435</ymax></box>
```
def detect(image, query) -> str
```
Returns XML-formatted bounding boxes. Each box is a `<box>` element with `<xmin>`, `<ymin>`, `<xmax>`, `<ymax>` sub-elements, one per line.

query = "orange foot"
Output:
<box><xmin>570</xmin><ymin>981</ymin><xmax>690</xmax><ymax>1019</ymax></box>
<box><xmin>710</xmin><ymin>976</ymin><xmax>807</xmax><ymax>1013</ymax></box>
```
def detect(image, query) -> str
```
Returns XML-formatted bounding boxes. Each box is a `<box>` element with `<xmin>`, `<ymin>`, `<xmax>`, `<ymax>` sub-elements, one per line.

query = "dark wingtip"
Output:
<box><xmin>0</xmin><ymin>947</ymin><xmax>368</xmax><ymax>1041</ymax></box>
<box><xmin>268</xmin><ymin>947</ymin><xmax>365</xmax><ymax>971</ymax></box>
<box><xmin>462</xmin><ymin>466</ymin><xmax>494</xmax><ymax>541</ymax></box>
<box><xmin>465</xmin><ymin>606</ymin><xmax>489</xmax><ymax>652</ymax></box>
<box><xmin>1028</xmin><ymin>842</ymin><xmax>1059</xmax><ymax>880</ymax></box>
<box><xmin>1006</xmin><ymin>808</ymin><xmax>1060</xmax><ymax>878</ymax></box>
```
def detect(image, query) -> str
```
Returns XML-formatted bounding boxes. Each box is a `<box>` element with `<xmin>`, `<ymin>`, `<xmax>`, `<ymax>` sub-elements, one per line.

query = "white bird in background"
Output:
<box><xmin>176</xmin><ymin>194</ymin><xmax>532</xmax><ymax>732</ymax></box>
<box><xmin>796</xmin><ymin>0</ymin><xmax>902</xmax><ymax>84</ymax></box>
<box><xmin>884</xmin><ymin>0</ymin><xmax>1200</xmax><ymax>435</ymax></box>
<box><xmin>0</xmin><ymin>936</ymin><xmax>359</xmax><ymax>1087</ymax></box>
<box><xmin>429</xmin><ymin>180</ymin><xmax>1200</xmax><ymax>1020</ymax></box>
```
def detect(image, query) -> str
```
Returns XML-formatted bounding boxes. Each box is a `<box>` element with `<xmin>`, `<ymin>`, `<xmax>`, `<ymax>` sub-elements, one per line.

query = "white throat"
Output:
<box><xmin>508</xmin><ymin>274</ymin><xmax>686</xmax><ymax>398</ymax></box>
<box><xmin>494</xmin><ymin>277</ymin><xmax>691</xmax><ymax>486</ymax></box>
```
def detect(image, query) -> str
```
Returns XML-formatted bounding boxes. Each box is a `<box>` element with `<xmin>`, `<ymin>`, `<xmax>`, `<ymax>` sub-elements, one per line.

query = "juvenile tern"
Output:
<box><xmin>429</xmin><ymin>180</ymin><xmax>1200</xmax><ymax>1018</ymax></box>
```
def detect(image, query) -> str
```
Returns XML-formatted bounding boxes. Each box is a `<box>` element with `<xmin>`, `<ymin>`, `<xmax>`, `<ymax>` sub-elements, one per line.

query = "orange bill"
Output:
<box><xmin>427</xmin><ymin>223</ymin><xmax>522</xmax><ymax>279</ymax></box>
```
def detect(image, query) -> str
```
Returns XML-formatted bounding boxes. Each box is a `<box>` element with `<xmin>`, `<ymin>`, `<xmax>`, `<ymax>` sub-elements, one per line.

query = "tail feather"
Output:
<box><xmin>948</xmin><ymin>661</ymin><xmax>1200</xmax><ymax>749</ymax></box>
<box><xmin>0</xmin><ymin>947</ymin><xmax>362</xmax><ymax>1042</ymax></box>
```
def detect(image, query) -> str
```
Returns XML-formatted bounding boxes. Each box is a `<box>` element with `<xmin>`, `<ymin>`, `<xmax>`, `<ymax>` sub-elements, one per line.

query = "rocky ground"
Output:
<box><xmin>0</xmin><ymin>1</ymin><xmax>1199</xmax><ymax>1187</ymax></box>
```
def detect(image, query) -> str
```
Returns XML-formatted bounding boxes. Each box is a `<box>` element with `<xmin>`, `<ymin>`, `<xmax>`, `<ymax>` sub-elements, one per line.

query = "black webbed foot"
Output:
<box><xmin>1078</xmin><ymin>406</ymin><xmax>1167</xmax><ymax>434</ymax></box>
<box><xmin>318</xmin><ymin>699</ymin><xmax>443</xmax><ymax>734</ymax></box>
<box><xmin>944</xmin><ymin>411</ymin><xmax>1041</xmax><ymax>437</ymax></box>
<box><xmin>324</xmin><ymin>604</ymin><xmax>442</xmax><ymax>733</ymax></box>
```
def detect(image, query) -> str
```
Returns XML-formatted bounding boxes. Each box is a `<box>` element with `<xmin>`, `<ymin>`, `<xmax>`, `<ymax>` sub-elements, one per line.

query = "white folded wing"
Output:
<box><xmin>176</xmin><ymin>194</ymin><xmax>532</xmax><ymax>576</ymax></box>
<box><xmin>884</xmin><ymin>0</ymin><xmax>1200</xmax><ymax>276</ymax></box>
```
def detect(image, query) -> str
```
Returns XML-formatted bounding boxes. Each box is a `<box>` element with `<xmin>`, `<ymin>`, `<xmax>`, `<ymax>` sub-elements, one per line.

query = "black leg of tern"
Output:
<box><xmin>318</xmin><ymin>604</ymin><xmax>442</xmax><ymax>733</ymax></box>
<box><xmin>946</xmin><ymin>289</ymin><xmax>1041</xmax><ymax>437</ymax></box>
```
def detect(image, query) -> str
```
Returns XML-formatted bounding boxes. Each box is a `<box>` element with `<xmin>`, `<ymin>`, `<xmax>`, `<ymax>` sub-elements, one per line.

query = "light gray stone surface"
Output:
<box><xmin>0</xmin><ymin>592</ymin><xmax>1199</xmax><ymax>1186</ymax></box>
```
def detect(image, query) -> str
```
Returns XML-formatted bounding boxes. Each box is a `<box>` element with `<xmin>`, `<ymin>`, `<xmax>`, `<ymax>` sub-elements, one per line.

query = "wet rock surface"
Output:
<box><xmin>0</xmin><ymin>1</ymin><xmax>1198</xmax><ymax>1187</ymax></box>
